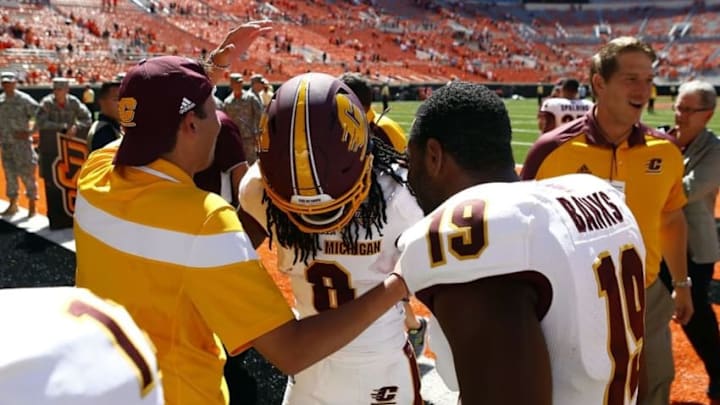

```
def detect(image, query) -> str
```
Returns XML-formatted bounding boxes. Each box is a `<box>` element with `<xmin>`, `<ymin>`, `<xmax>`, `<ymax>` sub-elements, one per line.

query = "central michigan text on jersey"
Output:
<box><xmin>396</xmin><ymin>173</ymin><xmax>646</xmax><ymax>405</ymax></box>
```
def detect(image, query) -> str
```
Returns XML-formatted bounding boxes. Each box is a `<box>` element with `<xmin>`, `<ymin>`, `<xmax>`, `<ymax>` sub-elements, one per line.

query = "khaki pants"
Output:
<box><xmin>639</xmin><ymin>279</ymin><xmax>675</xmax><ymax>405</ymax></box>
<box><xmin>1</xmin><ymin>140</ymin><xmax>38</xmax><ymax>200</ymax></box>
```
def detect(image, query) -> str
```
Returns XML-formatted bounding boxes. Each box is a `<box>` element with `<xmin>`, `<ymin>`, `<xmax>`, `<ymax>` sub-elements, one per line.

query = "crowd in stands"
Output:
<box><xmin>0</xmin><ymin>0</ymin><xmax>719</xmax><ymax>86</ymax></box>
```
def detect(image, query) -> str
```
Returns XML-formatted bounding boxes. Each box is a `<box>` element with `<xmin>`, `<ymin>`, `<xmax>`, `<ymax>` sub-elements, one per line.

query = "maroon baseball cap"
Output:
<box><xmin>115</xmin><ymin>56</ymin><xmax>214</xmax><ymax>166</ymax></box>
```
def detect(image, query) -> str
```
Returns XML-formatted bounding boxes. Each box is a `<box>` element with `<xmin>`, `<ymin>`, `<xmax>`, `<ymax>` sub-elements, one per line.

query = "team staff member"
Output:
<box><xmin>660</xmin><ymin>80</ymin><xmax>720</xmax><ymax>400</ymax></box>
<box><xmin>522</xmin><ymin>36</ymin><xmax>693</xmax><ymax>405</ymax></box>
<box><xmin>74</xmin><ymin>21</ymin><xmax>409</xmax><ymax>405</ymax></box>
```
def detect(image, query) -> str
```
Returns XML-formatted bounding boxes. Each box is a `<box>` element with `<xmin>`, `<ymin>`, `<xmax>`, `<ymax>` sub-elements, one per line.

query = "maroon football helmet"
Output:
<box><xmin>258</xmin><ymin>72</ymin><xmax>373</xmax><ymax>233</ymax></box>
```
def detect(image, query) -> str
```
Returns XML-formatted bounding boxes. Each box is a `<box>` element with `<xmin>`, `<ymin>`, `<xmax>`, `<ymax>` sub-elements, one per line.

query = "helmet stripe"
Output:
<box><xmin>290</xmin><ymin>79</ymin><xmax>321</xmax><ymax>197</ymax></box>
<box><xmin>304</xmin><ymin>89</ymin><xmax>323</xmax><ymax>195</ymax></box>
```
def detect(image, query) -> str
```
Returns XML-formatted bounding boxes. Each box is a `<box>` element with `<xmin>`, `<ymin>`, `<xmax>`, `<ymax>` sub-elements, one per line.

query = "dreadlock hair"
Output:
<box><xmin>264</xmin><ymin>137</ymin><xmax>408</xmax><ymax>264</ymax></box>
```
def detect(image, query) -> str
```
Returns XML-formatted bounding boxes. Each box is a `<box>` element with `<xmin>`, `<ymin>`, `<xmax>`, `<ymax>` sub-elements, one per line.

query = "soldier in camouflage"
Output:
<box><xmin>0</xmin><ymin>72</ymin><xmax>40</xmax><ymax>217</ymax></box>
<box><xmin>223</xmin><ymin>73</ymin><xmax>263</xmax><ymax>164</ymax></box>
<box><xmin>35</xmin><ymin>78</ymin><xmax>92</xmax><ymax>180</ymax></box>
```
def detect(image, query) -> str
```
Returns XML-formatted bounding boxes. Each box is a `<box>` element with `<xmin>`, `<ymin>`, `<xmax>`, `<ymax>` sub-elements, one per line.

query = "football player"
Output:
<box><xmin>395</xmin><ymin>82</ymin><xmax>646</xmax><ymax>405</ymax></box>
<box><xmin>237</xmin><ymin>72</ymin><xmax>424</xmax><ymax>404</ymax></box>
<box><xmin>0</xmin><ymin>287</ymin><xmax>163</xmax><ymax>404</ymax></box>
<box><xmin>338</xmin><ymin>72</ymin><xmax>429</xmax><ymax>358</ymax></box>
<box><xmin>537</xmin><ymin>78</ymin><xmax>594</xmax><ymax>134</ymax></box>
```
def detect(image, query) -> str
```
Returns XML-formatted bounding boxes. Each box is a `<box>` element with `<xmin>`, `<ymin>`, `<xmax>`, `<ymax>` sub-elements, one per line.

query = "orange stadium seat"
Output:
<box><xmin>1</xmin><ymin>0</ymin><xmax>718</xmax><ymax>85</ymax></box>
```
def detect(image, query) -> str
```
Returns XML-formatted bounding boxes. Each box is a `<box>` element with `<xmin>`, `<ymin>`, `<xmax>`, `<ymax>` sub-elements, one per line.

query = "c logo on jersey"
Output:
<box><xmin>646</xmin><ymin>158</ymin><xmax>662</xmax><ymax>173</ymax></box>
<box><xmin>371</xmin><ymin>386</ymin><xmax>398</xmax><ymax>404</ymax></box>
<box><xmin>336</xmin><ymin>93</ymin><xmax>368</xmax><ymax>155</ymax></box>
<box><xmin>118</xmin><ymin>97</ymin><xmax>137</xmax><ymax>127</ymax></box>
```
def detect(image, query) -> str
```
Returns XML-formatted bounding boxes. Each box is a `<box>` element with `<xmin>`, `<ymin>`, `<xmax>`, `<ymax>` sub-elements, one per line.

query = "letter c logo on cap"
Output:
<box><xmin>118</xmin><ymin>97</ymin><xmax>137</xmax><ymax>127</ymax></box>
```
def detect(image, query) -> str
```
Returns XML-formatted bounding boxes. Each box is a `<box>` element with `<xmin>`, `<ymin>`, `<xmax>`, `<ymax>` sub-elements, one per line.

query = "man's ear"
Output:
<box><xmin>179</xmin><ymin>113</ymin><xmax>196</xmax><ymax>133</ymax></box>
<box><xmin>590</xmin><ymin>73</ymin><xmax>604</xmax><ymax>96</ymax></box>
<box><xmin>425</xmin><ymin>138</ymin><xmax>444</xmax><ymax>177</ymax></box>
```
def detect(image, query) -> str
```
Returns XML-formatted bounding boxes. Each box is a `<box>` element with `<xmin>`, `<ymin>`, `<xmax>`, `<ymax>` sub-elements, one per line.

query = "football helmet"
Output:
<box><xmin>258</xmin><ymin>72</ymin><xmax>373</xmax><ymax>233</ymax></box>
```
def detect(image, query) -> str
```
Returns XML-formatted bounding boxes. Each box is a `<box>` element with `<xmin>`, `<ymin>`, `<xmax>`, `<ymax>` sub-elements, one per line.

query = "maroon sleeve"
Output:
<box><xmin>642</xmin><ymin>123</ymin><xmax>681</xmax><ymax>146</ymax></box>
<box><xmin>520</xmin><ymin>134</ymin><xmax>561</xmax><ymax>180</ymax></box>
<box><xmin>215</xmin><ymin>111</ymin><xmax>246</xmax><ymax>172</ymax></box>
<box><xmin>521</xmin><ymin>119</ymin><xmax>584</xmax><ymax>180</ymax></box>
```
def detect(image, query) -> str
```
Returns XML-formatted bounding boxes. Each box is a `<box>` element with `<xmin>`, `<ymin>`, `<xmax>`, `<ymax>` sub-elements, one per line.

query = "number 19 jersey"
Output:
<box><xmin>396</xmin><ymin>173</ymin><xmax>646</xmax><ymax>405</ymax></box>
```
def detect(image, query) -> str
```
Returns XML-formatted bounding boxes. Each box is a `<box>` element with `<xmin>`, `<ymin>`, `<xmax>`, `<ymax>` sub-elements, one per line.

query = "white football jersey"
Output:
<box><xmin>396</xmin><ymin>173</ymin><xmax>645</xmax><ymax>405</ymax></box>
<box><xmin>239</xmin><ymin>163</ymin><xmax>424</xmax><ymax>354</ymax></box>
<box><xmin>539</xmin><ymin>98</ymin><xmax>594</xmax><ymax>133</ymax></box>
<box><xmin>0</xmin><ymin>287</ymin><xmax>163</xmax><ymax>405</ymax></box>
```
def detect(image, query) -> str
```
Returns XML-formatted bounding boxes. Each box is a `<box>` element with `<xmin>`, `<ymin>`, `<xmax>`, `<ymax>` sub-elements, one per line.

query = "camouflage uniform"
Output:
<box><xmin>0</xmin><ymin>89</ymin><xmax>40</xmax><ymax>200</ymax></box>
<box><xmin>223</xmin><ymin>90</ymin><xmax>262</xmax><ymax>164</ymax></box>
<box><xmin>36</xmin><ymin>93</ymin><xmax>92</xmax><ymax>179</ymax></box>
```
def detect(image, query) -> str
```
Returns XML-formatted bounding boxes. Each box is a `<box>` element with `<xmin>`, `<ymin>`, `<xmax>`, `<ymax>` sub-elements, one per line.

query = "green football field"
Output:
<box><xmin>374</xmin><ymin>96</ymin><xmax>720</xmax><ymax>164</ymax></box>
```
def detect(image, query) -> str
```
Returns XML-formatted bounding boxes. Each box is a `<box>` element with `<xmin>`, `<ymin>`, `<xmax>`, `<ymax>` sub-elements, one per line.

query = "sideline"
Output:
<box><xmin>0</xmin><ymin>200</ymin><xmax>76</xmax><ymax>252</ymax></box>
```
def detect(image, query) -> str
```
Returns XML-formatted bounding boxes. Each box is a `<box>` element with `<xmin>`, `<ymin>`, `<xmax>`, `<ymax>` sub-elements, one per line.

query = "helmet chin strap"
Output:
<box><xmin>300</xmin><ymin>205</ymin><xmax>346</xmax><ymax>227</ymax></box>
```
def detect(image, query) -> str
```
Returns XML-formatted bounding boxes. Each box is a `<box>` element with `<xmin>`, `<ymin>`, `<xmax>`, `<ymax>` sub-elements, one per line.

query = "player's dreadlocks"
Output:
<box><xmin>264</xmin><ymin>138</ymin><xmax>407</xmax><ymax>264</ymax></box>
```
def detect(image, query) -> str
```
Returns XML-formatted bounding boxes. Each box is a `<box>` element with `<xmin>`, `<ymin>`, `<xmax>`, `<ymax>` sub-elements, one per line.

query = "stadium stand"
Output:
<box><xmin>0</xmin><ymin>0</ymin><xmax>719</xmax><ymax>85</ymax></box>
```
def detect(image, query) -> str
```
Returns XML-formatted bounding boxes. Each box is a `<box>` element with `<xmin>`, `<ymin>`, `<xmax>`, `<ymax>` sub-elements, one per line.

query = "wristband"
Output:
<box><xmin>672</xmin><ymin>277</ymin><xmax>692</xmax><ymax>288</ymax></box>
<box><xmin>203</xmin><ymin>50</ymin><xmax>231</xmax><ymax>70</ymax></box>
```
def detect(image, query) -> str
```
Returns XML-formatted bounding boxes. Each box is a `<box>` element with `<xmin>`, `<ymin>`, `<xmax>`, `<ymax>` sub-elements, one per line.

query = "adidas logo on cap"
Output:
<box><xmin>179</xmin><ymin>97</ymin><xmax>196</xmax><ymax>114</ymax></box>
